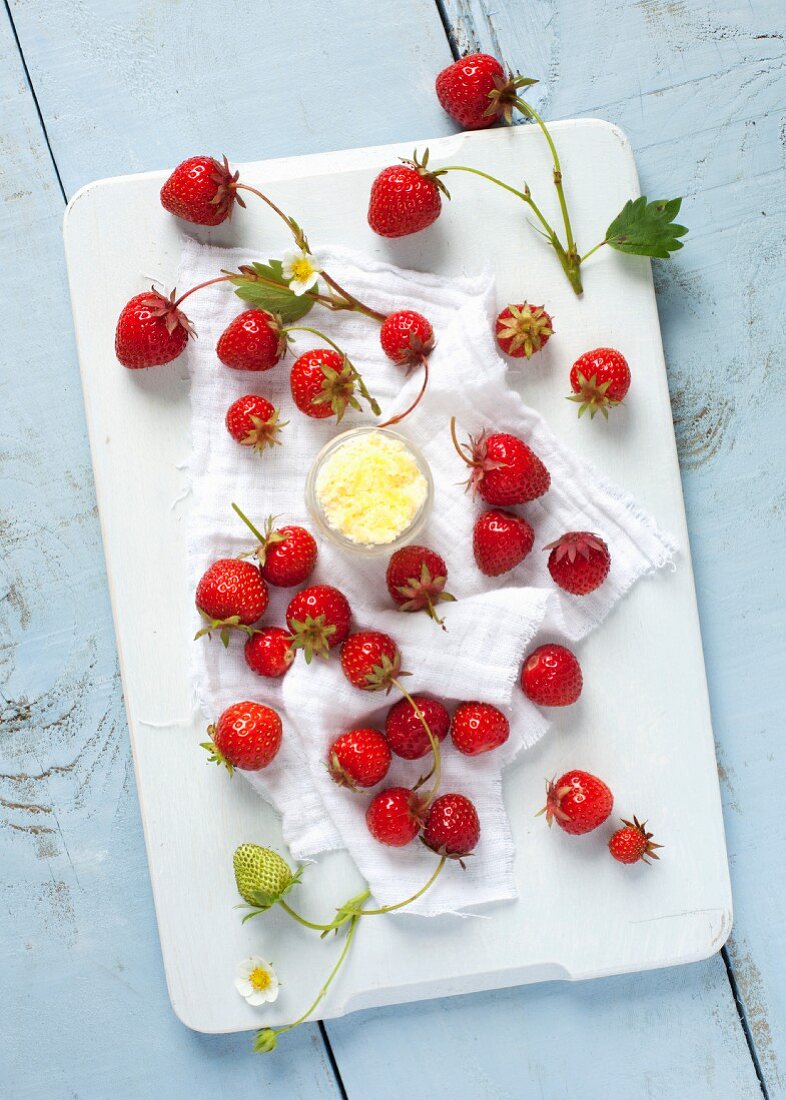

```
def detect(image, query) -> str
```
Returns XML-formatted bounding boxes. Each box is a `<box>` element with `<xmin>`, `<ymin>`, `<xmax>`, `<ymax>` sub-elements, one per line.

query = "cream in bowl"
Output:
<box><xmin>306</xmin><ymin>427</ymin><xmax>433</xmax><ymax>554</ymax></box>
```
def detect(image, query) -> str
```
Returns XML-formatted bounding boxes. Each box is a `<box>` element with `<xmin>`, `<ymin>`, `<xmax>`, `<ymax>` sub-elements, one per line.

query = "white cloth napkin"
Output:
<box><xmin>180</xmin><ymin>239</ymin><xmax>676</xmax><ymax>915</ymax></box>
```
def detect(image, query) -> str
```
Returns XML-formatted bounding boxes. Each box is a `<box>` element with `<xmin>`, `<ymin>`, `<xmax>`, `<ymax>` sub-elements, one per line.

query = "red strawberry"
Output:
<box><xmin>545</xmin><ymin>531</ymin><xmax>610</xmax><ymax>595</ymax></box>
<box><xmin>385</xmin><ymin>695</ymin><xmax>450</xmax><ymax>760</ymax></box>
<box><xmin>232</xmin><ymin>505</ymin><xmax>317</xmax><ymax>587</ymax></box>
<box><xmin>368</xmin><ymin>151</ymin><xmax>448</xmax><ymax>238</ymax></box>
<box><xmin>423</xmin><ymin>793</ymin><xmax>480</xmax><ymax>860</ymax></box>
<box><xmin>568</xmin><ymin>348</ymin><xmax>630</xmax><ymax>419</ymax></box>
<box><xmin>435</xmin><ymin>54</ymin><xmax>536</xmax><ymax>129</ymax></box>
<box><xmin>327</xmin><ymin>728</ymin><xmax>391</xmax><ymax>790</ymax></box>
<box><xmin>340</xmin><ymin>631</ymin><xmax>401</xmax><ymax>692</ymax></box>
<box><xmin>366</xmin><ymin>787</ymin><xmax>425</xmax><ymax>847</ymax></box>
<box><xmin>201</xmin><ymin>701</ymin><xmax>282</xmax><ymax>773</ymax></box>
<box><xmin>495</xmin><ymin>303</ymin><xmax>554</xmax><ymax>359</ymax></box>
<box><xmin>473</xmin><ymin>510</ymin><xmax>534</xmax><ymax>576</ymax></box>
<box><xmin>609</xmin><ymin>817</ymin><xmax>663</xmax><ymax>865</ymax></box>
<box><xmin>451</xmin><ymin>418</ymin><xmax>550</xmax><ymax>505</ymax></box>
<box><xmin>115</xmin><ymin>289</ymin><xmax>193</xmax><ymax>369</ymax></box>
<box><xmin>290</xmin><ymin>348</ymin><xmax>378</xmax><ymax>421</ymax></box>
<box><xmin>244</xmin><ymin>628</ymin><xmax>295</xmax><ymax>679</ymax></box>
<box><xmin>521</xmin><ymin>644</ymin><xmax>583</xmax><ymax>707</ymax></box>
<box><xmin>539</xmin><ymin>770</ymin><xmax>613</xmax><ymax>835</ymax></box>
<box><xmin>285</xmin><ymin>584</ymin><xmax>351</xmax><ymax>662</ymax></box>
<box><xmin>225</xmin><ymin>395</ymin><xmax>287</xmax><ymax>452</ymax></box>
<box><xmin>160</xmin><ymin>155</ymin><xmax>243</xmax><ymax>226</ymax></box>
<box><xmin>217</xmin><ymin>309</ymin><xmax>284</xmax><ymax>372</ymax></box>
<box><xmin>451</xmin><ymin>701</ymin><xmax>510</xmax><ymax>756</ymax></box>
<box><xmin>195</xmin><ymin>558</ymin><xmax>269</xmax><ymax>645</ymax></box>
<box><xmin>385</xmin><ymin>545</ymin><xmax>455</xmax><ymax>626</ymax></box>
<box><xmin>380</xmin><ymin>311</ymin><xmax>434</xmax><ymax>366</ymax></box>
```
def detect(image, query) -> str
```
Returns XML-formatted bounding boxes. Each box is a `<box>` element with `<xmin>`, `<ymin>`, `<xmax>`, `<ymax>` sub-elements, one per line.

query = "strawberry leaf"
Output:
<box><xmin>605</xmin><ymin>197</ymin><xmax>688</xmax><ymax>259</ymax></box>
<box><xmin>230</xmin><ymin>260</ymin><xmax>315</xmax><ymax>322</ymax></box>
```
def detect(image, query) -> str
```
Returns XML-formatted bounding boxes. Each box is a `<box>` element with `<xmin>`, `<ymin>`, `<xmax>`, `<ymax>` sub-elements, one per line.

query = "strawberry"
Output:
<box><xmin>201</xmin><ymin>701</ymin><xmax>282</xmax><ymax>773</ymax></box>
<box><xmin>450</xmin><ymin>701</ymin><xmax>510</xmax><ymax>756</ymax></box>
<box><xmin>244</xmin><ymin>628</ymin><xmax>295</xmax><ymax>679</ymax></box>
<box><xmin>521</xmin><ymin>644</ymin><xmax>583</xmax><ymax>707</ymax></box>
<box><xmin>340</xmin><ymin>631</ymin><xmax>401</xmax><ymax>692</ymax></box>
<box><xmin>380</xmin><ymin>311</ymin><xmax>434</xmax><ymax>366</ymax></box>
<box><xmin>225</xmin><ymin>395</ymin><xmax>287</xmax><ymax>452</ymax></box>
<box><xmin>160</xmin><ymin>155</ymin><xmax>243</xmax><ymax>226</ymax></box>
<box><xmin>568</xmin><ymin>348</ymin><xmax>630</xmax><ymax>419</ymax></box>
<box><xmin>367</xmin><ymin>151</ymin><xmax>448</xmax><ymax>238</ymax></box>
<box><xmin>327</xmin><ymin>728</ymin><xmax>391</xmax><ymax>790</ymax></box>
<box><xmin>115</xmin><ymin>289</ymin><xmax>194</xmax><ymax>369</ymax></box>
<box><xmin>285</xmin><ymin>584</ymin><xmax>351</xmax><ymax>662</ymax></box>
<box><xmin>473</xmin><ymin>509</ymin><xmax>534</xmax><ymax>576</ymax></box>
<box><xmin>545</xmin><ymin>531</ymin><xmax>610</xmax><ymax>595</ymax></box>
<box><xmin>385</xmin><ymin>545</ymin><xmax>455</xmax><ymax>625</ymax></box>
<box><xmin>435</xmin><ymin>54</ymin><xmax>536</xmax><ymax>129</ymax></box>
<box><xmin>366</xmin><ymin>787</ymin><xmax>425</xmax><ymax>847</ymax></box>
<box><xmin>233</xmin><ymin>843</ymin><xmax>299</xmax><ymax>909</ymax></box>
<box><xmin>609</xmin><ymin>816</ymin><xmax>663</xmax><ymax>865</ymax></box>
<box><xmin>290</xmin><ymin>348</ymin><xmax>379</xmax><ymax>421</ymax></box>
<box><xmin>495</xmin><ymin>303</ymin><xmax>554</xmax><ymax>359</ymax></box>
<box><xmin>232</xmin><ymin>505</ymin><xmax>317</xmax><ymax>587</ymax></box>
<box><xmin>539</xmin><ymin>770</ymin><xmax>613</xmax><ymax>835</ymax></box>
<box><xmin>217</xmin><ymin>309</ymin><xmax>284</xmax><ymax>372</ymax></box>
<box><xmin>195</xmin><ymin>558</ymin><xmax>269</xmax><ymax>644</ymax></box>
<box><xmin>451</xmin><ymin>418</ymin><xmax>550</xmax><ymax>505</ymax></box>
<box><xmin>385</xmin><ymin>695</ymin><xmax>450</xmax><ymax>760</ymax></box>
<box><xmin>422</xmin><ymin>793</ymin><xmax>480</xmax><ymax>860</ymax></box>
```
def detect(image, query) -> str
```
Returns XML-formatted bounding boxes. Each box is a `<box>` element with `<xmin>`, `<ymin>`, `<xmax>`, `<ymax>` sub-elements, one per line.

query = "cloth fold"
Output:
<box><xmin>180</xmin><ymin>239</ymin><xmax>676</xmax><ymax>915</ymax></box>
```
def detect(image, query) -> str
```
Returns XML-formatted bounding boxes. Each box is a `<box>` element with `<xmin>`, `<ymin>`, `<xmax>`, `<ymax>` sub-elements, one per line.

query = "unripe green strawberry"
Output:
<box><xmin>233</xmin><ymin>844</ymin><xmax>298</xmax><ymax>909</ymax></box>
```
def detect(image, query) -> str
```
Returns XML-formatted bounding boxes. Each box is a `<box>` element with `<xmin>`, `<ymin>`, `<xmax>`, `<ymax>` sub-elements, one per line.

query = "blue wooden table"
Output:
<box><xmin>1</xmin><ymin>1</ymin><xmax>784</xmax><ymax>1096</ymax></box>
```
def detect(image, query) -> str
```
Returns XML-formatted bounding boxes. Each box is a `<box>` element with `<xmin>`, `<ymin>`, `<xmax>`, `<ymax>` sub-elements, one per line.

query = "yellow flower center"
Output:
<box><xmin>249</xmin><ymin>967</ymin><xmax>272</xmax><ymax>991</ymax></box>
<box><xmin>291</xmin><ymin>257</ymin><xmax>315</xmax><ymax>282</ymax></box>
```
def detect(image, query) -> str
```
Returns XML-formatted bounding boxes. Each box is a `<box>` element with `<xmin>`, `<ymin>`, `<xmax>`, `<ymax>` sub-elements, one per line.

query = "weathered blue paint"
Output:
<box><xmin>1</xmin><ymin>0</ymin><xmax>784</xmax><ymax>1095</ymax></box>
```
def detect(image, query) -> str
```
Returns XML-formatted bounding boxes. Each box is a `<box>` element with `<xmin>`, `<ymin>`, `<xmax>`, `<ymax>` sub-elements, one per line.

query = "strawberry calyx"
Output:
<box><xmin>567</xmin><ymin>370</ymin><xmax>622</xmax><ymax>419</ymax></box>
<box><xmin>400</xmin><ymin>148</ymin><xmax>451</xmax><ymax>200</ymax></box>
<box><xmin>207</xmin><ymin>154</ymin><xmax>246</xmax><ymax>219</ymax></box>
<box><xmin>141</xmin><ymin>287</ymin><xmax>196</xmax><ymax>338</ymax></box>
<box><xmin>288</xmin><ymin>614</ymin><xmax>336</xmax><ymax>663</ymax></box>
<box><xmin>535</xmin><ymin>778</ymin><xmax>574</xmax><ymax>827</ymax></box>
<box><xmin>484</xmin><ymin>73</ymin><xmax>539</xmax><ymax>124</ymax></box>
<box><xmin>243</xmin><ymin>410</ymin><xmax>288</xmax><ymax>451</ymax></box>
<box><xmin>394</xmin><ymin>562</ymin><xmax>456</xmax><ymax>626</ymax></box>
<box><xmin>313</xmin><ymin>355</ymin><xmax>368</xmax><ymax>421</ymax></box>
<box><xmin>449</xmin><ymin>416</ymin><xmax>505</xmax><ymax>496</ymax></box>
<box><xmin>200</xmin><ymin>725</ymin><xmax>237</xmax><ymax>775</ymax></box>
<box><xmin>419</xmin><ymin>834</ymin><xmax>474</xmax><ymax>869</ymax></box>
<box><xmin>543</xmin><ymin>531</ymin><xmax>606</xmax><ymax>564</ymax></box>
<box><xmin>194</xmin><ymin>611</ymin><xmax>258</xmax><ymax>648</ymax></box>
<box><xmin>232</xmin><ymin>504</ymin><xmax>288</xmax><ymax>567</ymax></box>
<box><xmin>497</xmin><ymin>303</ymin><xmax>554</xmax><ymax>358</ymax></box>
<box><xmin>617</xmin><ymin>816</ymin><xmax>664</xmax><ymax>864</ymax></box>
<box><xmin>327</xmin><ymin>752</ymin><xmax>363</xmax><ymax>793</ymax></box>
<box><xmin>361</xmin><ymin>652</ymin><xmax>407</xmax><ymax>694</ymax></box>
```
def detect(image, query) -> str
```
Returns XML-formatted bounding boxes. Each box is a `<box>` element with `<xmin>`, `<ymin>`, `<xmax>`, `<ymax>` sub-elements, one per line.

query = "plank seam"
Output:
<box><xmin>2</xmin><ymin>0</ymin><xmax>67</xmax><ymax>203</ymax></box>
<box><xmin>434</xmin><ymin>0</ymin><xmax>463</xmax><ymax>60</ymax></box>
<box><xmin>319</xmin><ymin>1021</ymin><xmax>349</xmax><ymax>1100</ymax></box>
<box><xmin>722</xmin><ymin>945</ymin><xmax>771</xmax><ymax>1099</ymax></box>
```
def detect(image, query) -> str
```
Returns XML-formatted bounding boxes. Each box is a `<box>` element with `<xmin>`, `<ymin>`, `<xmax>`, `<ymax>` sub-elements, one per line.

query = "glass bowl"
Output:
<box><xmin>305</xmin><ymin>426</ymin><xmax>434</xmax><ymax>557</ymax></box>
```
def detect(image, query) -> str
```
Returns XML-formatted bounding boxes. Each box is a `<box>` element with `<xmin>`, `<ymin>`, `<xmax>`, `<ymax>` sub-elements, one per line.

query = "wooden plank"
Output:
<box><xmin>441</xmin><ymin>0</ymin><xmax>786</xmax><ymax>1092</ymax></box>
<box><xmin>0</xmin><ymin>10</ymin><xmax>342</xmax><ymax>1098</ymax></box>
<box><xmin>328</xmin><ymin>960</ymin><xmax>763</xmax><ymax>1099</ymax></box>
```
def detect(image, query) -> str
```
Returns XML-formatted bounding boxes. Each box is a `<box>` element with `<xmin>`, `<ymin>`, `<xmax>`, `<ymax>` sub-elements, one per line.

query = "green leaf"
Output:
<box><xmin>605</xmin><ymin>196</ymin><xmax>689</xmax><ymax>259</ymax></box>
<box><xmin>230</xmin><ymin>260</ymin><xmax>315</xmax><ymax>322</ymax></box>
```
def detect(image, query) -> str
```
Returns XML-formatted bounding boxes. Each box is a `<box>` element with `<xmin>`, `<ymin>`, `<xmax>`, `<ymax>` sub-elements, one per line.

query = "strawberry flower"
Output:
<box><xmin>234</xmin><ymin>955</ymin><xmax>280</xmax><ymax>1006</ymax></box>
<box><xmin>281</xmin><ymin>249</ymin><xmax>321</xmax><ymax>296</ymax></box>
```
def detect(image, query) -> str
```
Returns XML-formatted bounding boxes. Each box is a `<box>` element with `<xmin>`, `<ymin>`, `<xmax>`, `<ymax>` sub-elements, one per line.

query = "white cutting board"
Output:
<box><xmin>63</xmin><ymin>122</ymin><xmax>732</xmax><ymax>1034</ymax></box>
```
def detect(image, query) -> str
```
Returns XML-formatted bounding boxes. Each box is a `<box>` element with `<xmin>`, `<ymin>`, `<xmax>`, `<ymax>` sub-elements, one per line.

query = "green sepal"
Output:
<box><xmin>605</xmin><ymin>196</ymin><xmax>688</xmax><ymax>259</ymax></box>
<box><xmin>230</xmin><ymin>260</ymin><xmax>315</xmax><ymax>322</ymax></box>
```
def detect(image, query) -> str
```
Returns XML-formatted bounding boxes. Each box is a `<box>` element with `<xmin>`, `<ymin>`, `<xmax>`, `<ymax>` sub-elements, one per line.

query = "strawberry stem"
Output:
<box><xmin>378</xmin><ymin>355</ymin><xmax>430</xmax><ymax>429</ymax></box>
<box><xmin>349</xmin><ymin>856</ymin><xmax>446</xmax><ymax>916</ymax></box>
<box><xmin>320</xmin><ymin>270</ymin><xmax>386</xmax><ymax>324</ymax></box>
<box><xmin>391</xmin><ymin>679</ymin><xmax>441</xmax><ymax>807</ymax></box>
<box><xmin>173</xmin><ymin>274</ymin><xmax>235</xmax><ymax>309</ymax></box>
<box><xmin>231</xmin><ymin>501</ymin><xmax>268</xmax><ymax>545</ymax></box>
<box><xmin>449</xmin><ymin>415</ymin><xmax>471</xmax><ymax>466</ymax></box>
